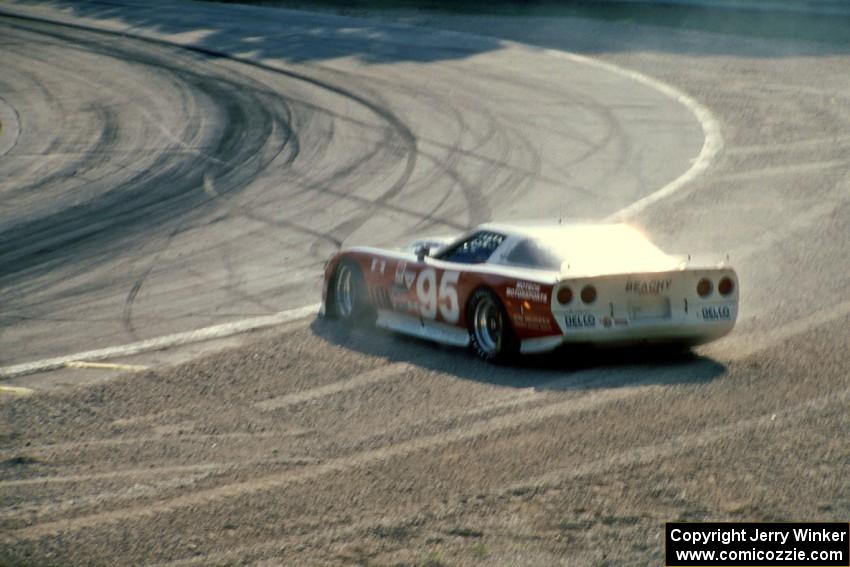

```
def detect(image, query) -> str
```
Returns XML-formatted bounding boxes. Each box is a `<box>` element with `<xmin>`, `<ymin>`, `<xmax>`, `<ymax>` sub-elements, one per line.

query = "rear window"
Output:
<box><xmin>504</xmin><ymin>238</ymin><xmax>560</xmax><ymax>270</ymax></box>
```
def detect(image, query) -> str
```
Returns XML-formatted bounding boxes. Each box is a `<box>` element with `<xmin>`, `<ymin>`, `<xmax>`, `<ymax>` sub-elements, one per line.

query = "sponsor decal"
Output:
<box><xmin>625</xmin><ymin>279</ymin><xmax>672</xmax><ymax>295</ymax></box>
<box><xmin>389</xmin><ymin>288</ymin><xmax>417</xmax><ymax>312</ymax></box>
<box><xmin>404</xmin><ymin>271</ymin><xmax>416</xmax><ymax>289</ymax></box>
<box><xmin>371</xmin><ymin>287</ymin><xmax>392</xmax><ymax>308</ymax></box>
<box><xmin>564</xmin><ymin>313</ymin><xmax>596</xmax><ymax>328</ymax></box>
<box><xmin>416</xmin><ymin>268</ymin><xmax>461</xmax><ymax>323</ymax></box>
<box><xmin>513</xmin><ymin>313</ymin><xmax>552</xmax><ymax>331</ymax></box>
<box><xmin>506</xmin><ymin>281</ymin><xmax>548</xmax><ymax>303</ymax></box>
<box><xmin>392</xmin><ymin>298</ymin><xmax>419</xmax><ymax>312</ymax></box>
<box><xmin>702</xmin><ymin>305</ymin><xmax>732</xmax><ymax>320</ymax></box>
<box><xmin>370</xmin><ymin>258</ymin><xmax>386</xmax><ymax>274</ymax></box>
<box><xmin>394</xmin><ymin>261</ymin><xmax>407</xmax><ymax>286</ymax></box>
<box><xmin>394</xmin><ymin>261</ymin><xmax>415</xmax><ymax>289</ymax></box>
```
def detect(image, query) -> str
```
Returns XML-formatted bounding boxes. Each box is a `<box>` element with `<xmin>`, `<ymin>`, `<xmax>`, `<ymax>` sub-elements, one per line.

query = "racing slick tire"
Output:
<box><xmin>329</xmin><ymin>259</ymin><xmax>374</xmax><ymax>326</ymax></box>
<box><xmin>467</xmin><ymin>288</ymin><xmax>519</xmax><ymax>363</ymax></box>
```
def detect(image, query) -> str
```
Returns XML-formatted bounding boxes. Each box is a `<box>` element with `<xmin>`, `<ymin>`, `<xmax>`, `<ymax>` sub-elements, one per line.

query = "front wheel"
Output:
<box><xmin>468</xmin><ymin>288</ymin><xmax>518</xmax><ymax>363</ymax></box>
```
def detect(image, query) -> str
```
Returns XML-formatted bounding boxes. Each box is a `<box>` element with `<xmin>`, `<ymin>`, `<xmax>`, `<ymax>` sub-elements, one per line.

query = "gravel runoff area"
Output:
<box><xmin>2</xmin><ymin>1</ymin><xmax>849</xmax><ymax>565</ymax></box>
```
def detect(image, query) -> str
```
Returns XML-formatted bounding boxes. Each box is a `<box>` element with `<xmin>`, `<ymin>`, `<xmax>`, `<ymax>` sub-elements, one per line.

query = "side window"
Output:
<box><xmin>505</xmin><ymin>238</ymin><xmax>560</xmax><ymax>270</ymax></box>
<box><xmin>436</xmin><ymin>231</ymin><xmax>506</xmax><ymax>264</ymax></box>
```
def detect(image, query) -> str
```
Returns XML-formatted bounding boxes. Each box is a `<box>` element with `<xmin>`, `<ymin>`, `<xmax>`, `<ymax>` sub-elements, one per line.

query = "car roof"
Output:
<box><xmin>478</xmin><ymin>221</ymin><xmax>645</xmax><ymax>243</ymax></box>
<box><xmin>475</xmin><ymin>221</ymin><xmax>678</xmax><ymax>275</ymax></box>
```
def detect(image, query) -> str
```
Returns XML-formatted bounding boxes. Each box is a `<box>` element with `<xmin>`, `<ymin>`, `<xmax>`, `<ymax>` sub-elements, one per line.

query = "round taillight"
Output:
<box><xmin>580</xmin><ymin>285</ymin><xmax>597</xmax><ymax>304</ymax></box>
<box><xmin>718</xmin><ymin>277</ymin><xmax>735</xmax><ymax>296</ymax></box>
<box><xmin>697</xmin><ymin>278</ymin><xmax>712</xmax><ymax>298</ymax></box>
<box><xmin>557</xmin><ymin>286</ymin><xmax>573</xmax><ymax>305</ymax></box>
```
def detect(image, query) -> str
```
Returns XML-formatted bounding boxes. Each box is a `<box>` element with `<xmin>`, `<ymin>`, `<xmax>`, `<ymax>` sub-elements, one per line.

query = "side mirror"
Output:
<box><xmin>415</xmin><ymin>244</ymin><xmax>431</xmax><ymax>262</ymax></box>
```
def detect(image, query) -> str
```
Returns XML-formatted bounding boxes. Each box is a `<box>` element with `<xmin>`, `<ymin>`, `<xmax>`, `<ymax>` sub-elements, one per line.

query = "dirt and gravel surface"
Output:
<box><xmin>1</xmin><ymin>1</ymin><xmax>849</xmax><ymax>566</ymax></box>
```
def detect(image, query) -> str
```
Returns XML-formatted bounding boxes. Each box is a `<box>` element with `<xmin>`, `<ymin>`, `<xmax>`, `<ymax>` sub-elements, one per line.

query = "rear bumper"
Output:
<box><xmin>535</xmin><ymin>268</ymin><xmax>740</xmax><ymax>354</ymax></box>
<box><xmin>520</xmin><ymin>320</ymin><xmax>734</xmax><ymax>354</ymax></box>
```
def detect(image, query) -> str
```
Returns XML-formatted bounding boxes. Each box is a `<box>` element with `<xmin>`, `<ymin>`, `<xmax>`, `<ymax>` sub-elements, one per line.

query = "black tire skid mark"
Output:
<box><xmin>117</xmin><ymin>70</ymin><xmax>415</xmax><ymax>326</ymax></box>
<box><xmin>134</xmin><ymin>22</ymin><xmax>422</xmax><ymax>250</ymax></box>
<box><xmin>298</xmin><ymin>70</ymin><xmax>419</xmax><ymax>246</ymax></box>
<box><xmin>154</xmin><ymin>49</ymin><xmax>419</xmax><ymax>250</ymax></box>
<box><xmin>277</xmin><ymin>94</ymin><xmax>398</xmax><ymax>207</ymax></box>
<box><xmin>0</xmin><ymin>44</ymin><xmax>67</xmax><ymax>206</ymax></box>
<box><xmin>0</xmin><ymin>94</ymin><xmax>23</xmax><ymax>159</ymax></box>
<box><xmin>0</xmin><ymin>13</ymin><xmax>424</xmax><ymax>293</ymax></box>
<box><xmin>120</xmin><ymin>223</ymin><xmax>183</xmax><ymax>341</ymax></box>
<box><xmin>0</xmin><ymin>21</ymin><xmax>282</xmax><ymax>269</ymax></box>
<box><xmin>385</xmin><ymin>63</ymin><xmax>622</xmax><ymax>231</ymax></box>
<box><xmin>463</xmin><ymin>63</ymin><xmax>625</xmax><ymax>186</ymax></box>
<box><xmin>0</xmin><ymin>33</ymin><xmax>128</xmax><ymax>204</ymax></box>
<box><xmin>355</xmin><ymin>72</ymin><xmax>498</xmax><ymax>233</ymax></box>
<box><xmin>552</xmin><ymin>91</ymin><xmax>629</xmax><ymax>208</ymax></box>
<box><xmin>456</xmin><ymin>63</ymin><xmax>611</xmax><ymax>166</ymax></box>
<box><xmin>174</xmin><ymin>42</ymin><xmax>463</xmax><ymax>252</ymax></box>
<box><xmin>119</xmin><ymin>82</ymin><xmax>309</xmax><ymax>339</ymax></box>
<box><xmin>0</xmin><ymin>20</ymin><xmax>306</xmax><ymax>322</ymax></box>
<box><xmin>216</xmin><ymin>240</ymin><xmax>282</xmax><ymax>316</ymax></box>
<box><xmin>406</xmin><ymin>88</ymin><xmax>534</xmax><ymax>230</ymax></box>
<box><xmin>401</xmin><ymin>80</ymin><xmax>496</xmax><ymax>230</ymax></box>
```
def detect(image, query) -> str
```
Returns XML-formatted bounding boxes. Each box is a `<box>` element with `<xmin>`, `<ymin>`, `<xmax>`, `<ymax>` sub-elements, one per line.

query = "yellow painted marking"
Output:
<box><xmin>64</xmin><ymin>361</ymin><xmax>149</xmax><ymax>372</ymax></box>
<box><xmin>0</xmin><ymin>385</ymin><xmax>34</xmax><ymax>396</ymax></box>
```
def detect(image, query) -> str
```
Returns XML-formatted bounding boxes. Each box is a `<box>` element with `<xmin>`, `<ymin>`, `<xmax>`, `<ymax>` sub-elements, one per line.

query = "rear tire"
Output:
<box><xmin>467</xmin><ymin>288</ymin><xmax>518</xmax><ymax>363</ymax></box>
<box><xmin>329</xmin><ymin>259</ymin><xmax>374</xmax><ymax>325</ymax></box>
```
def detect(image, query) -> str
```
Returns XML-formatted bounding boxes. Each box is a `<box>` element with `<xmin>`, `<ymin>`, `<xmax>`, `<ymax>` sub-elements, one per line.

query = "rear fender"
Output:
<box><xmin>461</xmin><ymin>274</ymin><xmax>558</xmax><ymax>339</ymax></box>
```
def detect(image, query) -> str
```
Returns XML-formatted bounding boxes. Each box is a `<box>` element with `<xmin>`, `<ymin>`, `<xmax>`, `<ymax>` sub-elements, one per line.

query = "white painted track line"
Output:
<box><xmin>561</xmin><ymin>50</ymin><xmax>726</xmax><ymax>221</ymax></box>
<box><xmin>0</xmin><ymin>304</ymin><xmax>320</xmax><ymax>379</ymax></box>
<box><xmin>0</xmin><ymin>385</ymin><xmax>34</xmax><ymax>395</ymax></box>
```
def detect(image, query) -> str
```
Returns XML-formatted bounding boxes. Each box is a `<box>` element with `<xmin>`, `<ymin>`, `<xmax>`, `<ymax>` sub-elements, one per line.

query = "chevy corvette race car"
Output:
<box><xmin>321</xmin><ymin>222</ymin><xmax>738</xmax><ymax>362</ymax></box>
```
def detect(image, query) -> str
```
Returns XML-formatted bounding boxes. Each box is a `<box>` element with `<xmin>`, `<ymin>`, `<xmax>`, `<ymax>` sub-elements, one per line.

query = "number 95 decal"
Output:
<box><xmin>416</xmin><ymin>268</ymin><xmax>460</xmax><ymax>323</ymax></box>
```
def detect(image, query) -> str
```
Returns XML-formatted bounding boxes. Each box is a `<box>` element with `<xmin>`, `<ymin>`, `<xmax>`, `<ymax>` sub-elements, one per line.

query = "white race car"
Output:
<box><xmin>322</xmin><ymin>222</ymin><xmax>738</xmax><ymax>362</ymax></box>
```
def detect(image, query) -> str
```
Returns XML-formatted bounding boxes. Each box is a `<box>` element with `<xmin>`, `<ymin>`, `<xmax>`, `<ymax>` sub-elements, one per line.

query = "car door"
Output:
<box><xmin>385</xmin><ymin>231</ymin><xmax>507</xmax><ymax>327</ymax></box>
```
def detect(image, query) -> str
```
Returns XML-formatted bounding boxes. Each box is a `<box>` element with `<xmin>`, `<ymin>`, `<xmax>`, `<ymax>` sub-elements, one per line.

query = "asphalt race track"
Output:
<box><xmin>0</xmin><ymin>1</ymin><xmax>703</xmax><ymax>372</ymax></box>
<box><xmin>1</xmin><ymin>1</ymin><xmax>848</xmax><ymax>565</ymax></box>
